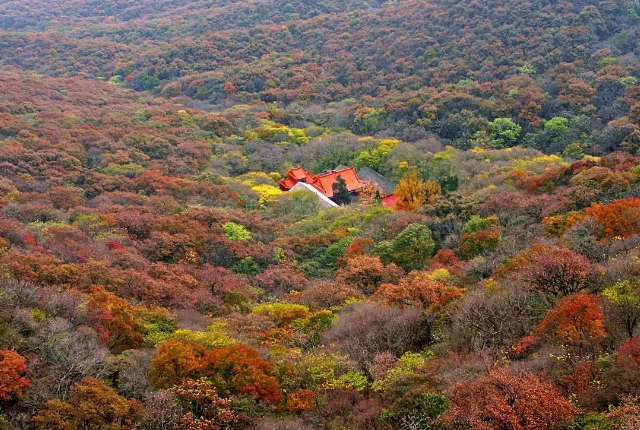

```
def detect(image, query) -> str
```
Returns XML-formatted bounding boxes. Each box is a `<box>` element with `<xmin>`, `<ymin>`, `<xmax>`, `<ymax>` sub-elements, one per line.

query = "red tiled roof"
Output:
<box><xmin>381</xmin><ymin>193</ymin><xmax>397</xmax><ymax>208</ymax></box>
<box><xmin>289</xmin><ymin>167</ymin><xmax>312</xmax><ymax>180</ymax></box>
<box><xmin>279</xmin><ymin>166</ymin><xmax>366</xmax><ymax>197</ymax></box>
<box><xmin>279</xmin><ymin>167</ymin><xmax>314</xmax><ymax>190</ymax></box>
<box><xmin>278</xmin><ymin>177</ymin><xmax>299</xmax><ymax>190</ymax></box>
<box><xmin>309</xmin><ymin>168</ymin><xmax>366</xmax><ymax>198</ymax></box>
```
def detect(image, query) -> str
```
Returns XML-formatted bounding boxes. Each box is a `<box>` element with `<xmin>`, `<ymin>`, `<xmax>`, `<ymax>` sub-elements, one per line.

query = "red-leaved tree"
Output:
<box><xmin>445</xmin><ymin>368</ymin><xmax>576</xmax><ymax>430</ymax></box>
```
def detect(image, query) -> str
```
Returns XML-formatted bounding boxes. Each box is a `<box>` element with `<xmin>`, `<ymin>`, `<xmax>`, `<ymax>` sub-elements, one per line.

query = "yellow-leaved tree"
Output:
<box><xmin>395</xmin><ymin>171</ymin><xmax>441</xmax><ymax>211</ymax></box>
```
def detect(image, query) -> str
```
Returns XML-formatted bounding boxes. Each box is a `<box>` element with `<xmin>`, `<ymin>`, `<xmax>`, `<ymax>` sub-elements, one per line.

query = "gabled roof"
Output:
<box><xmin>357</xmin><ymin>166</ymin><xmax>397</xmax><ymax>195</ymax></box>
<box><xmin>310</xmin><ymin>167</ymin><xmax>366</xmax><ymax>198</ymax></box>
<box><xmin>288</xmin><ymin>167</ymin><xmax>312</xmax><ymax>181</ymax></box>
<box><xmin>279</xmin><ymin>177</ymin><xmax>299</xmax><ymax>190</ymax></box>
<box><xmin>278</xmin><ymin>167</ymin><xmax>313</xmax><ymax>190</ymax></box>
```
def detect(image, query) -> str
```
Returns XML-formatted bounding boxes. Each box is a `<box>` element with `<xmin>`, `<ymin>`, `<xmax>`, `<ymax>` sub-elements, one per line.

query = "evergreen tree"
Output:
<box><xmin>332</xmin><ymin>175</ymin><xmax>351</xmax><ymax>205</ymax></box>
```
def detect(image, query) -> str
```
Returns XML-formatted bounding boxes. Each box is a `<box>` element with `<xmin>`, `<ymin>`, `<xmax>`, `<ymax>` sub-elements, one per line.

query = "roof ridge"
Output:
<box><xmin>314</xmin><ymin>166</ymin><xmax>355</xmax><ymax>178</ymax></box>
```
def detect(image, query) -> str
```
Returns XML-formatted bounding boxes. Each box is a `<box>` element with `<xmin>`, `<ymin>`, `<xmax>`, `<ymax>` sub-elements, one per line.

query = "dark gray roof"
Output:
<box><xmin>357</xmin><ymin>166</ymin><xmax>396</xmax><ymax>194</ymax></box>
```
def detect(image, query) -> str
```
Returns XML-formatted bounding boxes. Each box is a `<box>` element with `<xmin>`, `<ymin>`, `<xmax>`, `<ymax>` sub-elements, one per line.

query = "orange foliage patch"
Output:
<box><xmin>150</xmin><ymin>341</ymin><xmax>282</xmax><ymax>405</ymax></box>
<box><xmin>373</xmin><ymin>270</ymin><xmax>464</xmax><ymax>310</ymax></box>
<box><xmin>584</xmin><ymin>198</ymin><xmax>640</xmax><ymax>240</ymax></box>
<box><xmin>287</xmin><ymin>389</ymin><xmax>316</xmax><ymax>413</ymax></box>
<box><xmin>0</xmin><ymin>349</ymin><xmax>30</xmax><ymax>400</ymax></box>
<box><xmin>537</xmin><ymin>292</ymin><xmax>607</xmax><ymax>352</ymax></box>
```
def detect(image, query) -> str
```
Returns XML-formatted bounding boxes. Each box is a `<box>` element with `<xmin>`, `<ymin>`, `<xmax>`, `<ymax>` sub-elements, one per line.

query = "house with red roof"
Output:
<box><xmin>279</xmin><ymin>166</ymin><xmax>397</xmax><ymax>208</ymax></box>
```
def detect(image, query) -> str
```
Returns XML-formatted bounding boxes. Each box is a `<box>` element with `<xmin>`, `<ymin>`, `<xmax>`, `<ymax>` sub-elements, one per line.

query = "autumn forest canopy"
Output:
<box><xmin>1</xmin><ymin>0</ymin><xmax>640</xmax><ymax>429</ymax></box>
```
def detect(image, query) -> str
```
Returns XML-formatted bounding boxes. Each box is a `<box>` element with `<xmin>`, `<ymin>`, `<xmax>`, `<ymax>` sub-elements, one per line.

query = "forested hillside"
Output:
<box><xmin>1</xmin><ymin>0</ymin><xmax>639</xmax><ymax>153</ymax></box>
<box><xmin>1</xmin><ymin>0</ymin><xmax>640</xmax><ymax>429</ymax></box>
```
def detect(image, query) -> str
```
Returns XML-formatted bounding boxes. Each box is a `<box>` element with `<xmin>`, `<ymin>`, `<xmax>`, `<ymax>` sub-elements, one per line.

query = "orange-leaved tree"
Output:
<box><xmin>373</xmin><ymin>270</ymin><xmax>464</xmax><ymax>311</ymax></box>
<box><xmin>0</xmin><ymin>349</ymin><xmax>30</xmax><ymax>401</ymax></box>
<box><xmin>584</xmin><ymin>198</ymin><xmax>640</xmax><ymax>240</ymax></box>
<box><xmin>518</xmin><ymin>292</ymin><xmax>607</xmax><ymax>356</ymax></box>
<box><xmin>149</xmin><ymin>339</ymin><xmax>208</xmax><ymax>389</ymax></box>
<box><xmin>87</xmin><ymin>286</ymin><xmax>145</xmax><ymax>353</ymax></box>
<box><xmin>33</xmin><ymin>377</ymin><xmax>141</xmax><ymax>430</ymax></box>
<box><xmin>537</xmin><ymin>292</ymin><xmax>607</xmax><ymax>351</ymax></box>
<box><xmin>202</xmin><ymin>345</ymin><xmax>282</xmax><ymax>405</ymax></box>
<box><xmin>150</xmin><ymin>340</ymin><xmax>282</xmax><ymax>405</ymax></box>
